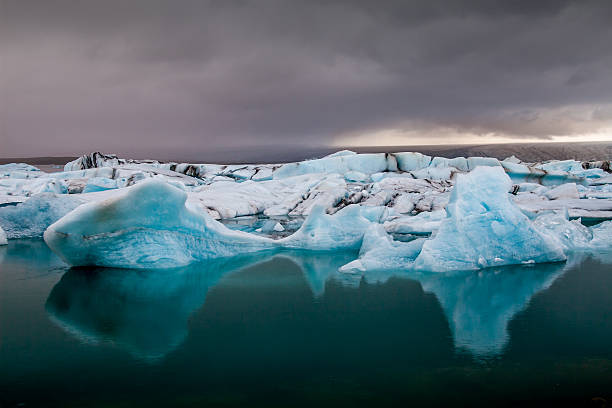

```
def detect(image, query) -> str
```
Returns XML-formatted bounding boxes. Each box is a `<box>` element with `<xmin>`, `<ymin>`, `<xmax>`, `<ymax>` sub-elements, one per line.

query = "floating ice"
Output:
<box><xmin>340</xmin><ymin>225</ymin><xmax>424</xmax><ymax>272</ymax></box>
<box><xmin>82</xmin><ymin>177</ymin><xmax>119</xmax><ymax>193</ymax></box>
<box><xmin>1</xmin><ymin>149</ymin><xmax>609</xmax><ymax>265</ymax></box>
<box><xmin>44</xmin><ymin>180</ymin><xmax>276</xmax><ymax>268</ymax></box>
<box><xmin>544</xmin><ymin>183</ymin><xmax>579</xmax><ymax>200</ymax></box>
<box><xmin>590</xmin><ymin>220</ymin><xmax>612</xmax><ymax>249</ymax></box>
<box><xmin>0</xmin><ymin>193</ymin><xmax>84</xmax><ymax>239</ymax></box>
<box><xmin>413</xmin><ymin>167</ymin><xmax>566</xmax><ymax>272</ymax></box>
<box><xmin>43</xmin><ymin>179</ymin><xmax>375</xmax><ymax>268</ymax></box>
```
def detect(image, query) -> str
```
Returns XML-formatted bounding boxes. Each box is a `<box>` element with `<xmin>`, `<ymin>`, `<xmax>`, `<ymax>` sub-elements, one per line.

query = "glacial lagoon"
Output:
<box><xmin>1</xmin><ymin>239</ymin><xmax>611</xmax><ymax>407</ymax></box>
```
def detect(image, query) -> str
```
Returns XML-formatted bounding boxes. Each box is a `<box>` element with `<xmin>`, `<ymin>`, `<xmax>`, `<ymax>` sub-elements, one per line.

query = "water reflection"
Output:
<box><xmin>46</xmin><ymin>248</ymin><xmax>579</xmax><ymax>361</ymax></box>
<box><xmin>339</xmin><ymin>260</ymin><xmax>576</xmax><ymax>357</ymax></box>
<box><xmin>45</xmin><ymin>253</ymin><xmax>274</xmax><ymax>361</ymax></box>
<box><xmin>45</xmin><ymin>251</ymin><xmax>353</xmax><ymax>361</ymax></box>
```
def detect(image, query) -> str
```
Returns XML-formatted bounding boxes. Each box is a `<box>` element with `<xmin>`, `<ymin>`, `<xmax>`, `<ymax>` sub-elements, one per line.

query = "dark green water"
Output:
<box><xmin>1</xmin><ymin>240</ymin><xmax>611</xmax><ymax>407</ymax></box>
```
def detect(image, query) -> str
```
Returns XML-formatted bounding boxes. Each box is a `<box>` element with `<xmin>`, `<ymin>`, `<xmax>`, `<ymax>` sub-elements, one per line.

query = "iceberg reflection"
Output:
<box><xmin>45</xmin><ymin>253</ymin><xmax>279</xmax><ymax>361</ymax></box>
<box><xmin>46</xmin><ymin>248</ymin><xmax>579</xmax><ymax>362</ymax></box>
<box><xmin>45</xmin><ymin>250</ymin><xmax>352</xmax><ymax>361</ymax></box>
<box><xmin>340</xmin><ymin>260</ymin><xmax>573</xmax><ymax>357</ymax></box>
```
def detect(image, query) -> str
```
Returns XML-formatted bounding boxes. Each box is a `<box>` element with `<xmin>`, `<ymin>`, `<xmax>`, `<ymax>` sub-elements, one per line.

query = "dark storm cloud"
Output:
<box><xmin>1</xmin><ymin>0</ymin><xmax>612</xmax><ymax>157</ymax></box>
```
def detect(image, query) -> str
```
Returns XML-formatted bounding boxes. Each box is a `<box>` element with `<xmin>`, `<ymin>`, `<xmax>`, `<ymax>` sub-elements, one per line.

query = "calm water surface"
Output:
<box><xmin>1</xmin><ymin>240</ymin><xmax>611</xmax><ymax>407</ymax></box>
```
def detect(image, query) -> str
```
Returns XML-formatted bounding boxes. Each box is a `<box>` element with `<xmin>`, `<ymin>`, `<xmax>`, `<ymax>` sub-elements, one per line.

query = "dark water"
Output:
<box><xmin>1</xmin><ymin>240</ymin><xmax>611</xmax><ymax>407</ymax></box>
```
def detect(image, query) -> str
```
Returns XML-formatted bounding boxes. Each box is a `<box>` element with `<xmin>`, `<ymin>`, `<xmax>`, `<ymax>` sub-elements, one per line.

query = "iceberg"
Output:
<box><xmin>43</xmin><ymin>179</ymin><xmax>375</xmax><ymax>268</ymax></box>
<box><xmin>0</xmin><ymin>193</ymin><xmax>84</xmax><ymax>239</ymax></box>
<box><xmin>44</xmin><ymin>180</ymin><xmax>276</xmax><ymax>268</ymax></box>
<box><xmin>413</xmin><ymin>167</ymin><xmax>566</xmax><ymax>272</ymax></box>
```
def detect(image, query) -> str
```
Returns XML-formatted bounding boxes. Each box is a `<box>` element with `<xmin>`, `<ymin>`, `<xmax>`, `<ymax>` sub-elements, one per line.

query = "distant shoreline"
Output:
<box><xmin>1</xmin><ymin>141</ymin><xmax>611</xmax><ymax>166</ymax></box>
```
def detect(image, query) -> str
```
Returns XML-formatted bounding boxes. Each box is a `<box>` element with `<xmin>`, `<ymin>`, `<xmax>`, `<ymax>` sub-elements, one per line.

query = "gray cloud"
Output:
<box><xmin>1</xmin><ymin>0</ymin><xmax>611</xmax><ymax>157</ymax></box>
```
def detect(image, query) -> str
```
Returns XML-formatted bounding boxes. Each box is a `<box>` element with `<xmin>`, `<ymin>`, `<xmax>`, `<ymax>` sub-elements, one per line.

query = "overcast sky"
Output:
<box><xmin>1</xmin><ymin>0</ymin><xmax>611</xmax><ymax>158</ymax></box>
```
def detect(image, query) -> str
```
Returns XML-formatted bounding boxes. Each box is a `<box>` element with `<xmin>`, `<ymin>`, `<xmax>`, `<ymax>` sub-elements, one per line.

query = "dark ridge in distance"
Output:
<box><xmin>1</xmin><ymin>142</ymin><xmax>610</xmax><ymax>166</ymax></box>
<box><xmin>0</xmin><ymin>156</ymin><xmax>76</xmax><ymax>165</ymax></box>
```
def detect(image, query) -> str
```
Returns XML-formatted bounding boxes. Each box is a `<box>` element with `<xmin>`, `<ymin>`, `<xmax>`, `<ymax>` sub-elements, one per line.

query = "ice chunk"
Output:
<box><xmin>536</xmin><ymin>160</ymin><xmax>584</xmax><ymax>173</ymax></box>
<box><xmin>532</xmin><ymin>212</ymin><xmax>593</xmax><ymax>252</ymax></box>
<box><xmin>0</xmin><ymin>193</ymin><xmax>84</xmax><ymax>239</ymax></box>
<box><xmin>64</xmin><ymin>152</ymin><xmax>123</xmax><ymax>171</ymax></box>
<box><xmin>516</xmin><ymin>182</ymin><xmax>548</xmax><ymax>195</ymax></box>
<box><xmin>590</xmin><ymin>220</ymin><xmax>612</xmax><ymax>249</ymax></box>
<box><xmin>281</xmin><ymin>204</ymin><xmax>372</xmax><ymax>251</ymax></box>
<box><xmin>0</xmin><ymin>225</ymin><xmax>7</xmax><ymax>245</ymax></box>
<box><xmin>515</xmin><ymin>197</ymin><xmax>612</xmax><ymax>214</ymax></box>
<box><xmin>413</xmin><ymin>167</ymin><xmax>566</xmax><ymax>272</ymax></box>
<box><xmin>429</xmin><ymin>156</ymin><xmax>469</xmax><ymax>172</ymax></box>
<box><xmin>392</xmin><ymin>194</ymin><xmax>416</xmax><ymax>214</ymax></box>
<box><xmin>273</xmin><ymin>153</ymin><xmax>388</xmax><ymax>179</ymax></box>
<box><xmin>544</xmin><ymin>183</ymin><xmax>579</xmax><ymax>200</ymax></box>
<box><xmin>503</xmin><ymin>155</ymin><xmax>522</xmax><ymax>164</ymax></box>
<box><xmin>501</xmin><ymin>161</ymin><xmax>533</xmax><ymax>176</ymax></box>
<box><xmin>344</xmin><ymin>170</ymin><xmax>369</xmax><ymax>183</ymax></box>
<box><xmin>411</xmin><ymin>166</ymin><xmax>453</xmax><ymax>180</ymax></box>
<box><xmin>383</xmin><ymin>210</ymin><xmax>446</xmax><ymax>235</ymax></box>
<box><xmin>467</xmin><ymin>157</ymin><xmax>501</xmax><ymax>170</ymax></box>
<box><xmin>324</xmin><ymin>150</ymin><xmax>357</xmax><ymax>158</ymax></box>
<box><xmin>0</xmin><ymin>163</ymin><xmax>42</xmax><ymax>173</ymax></box>
<box><xmin>394</xmin><ymin>152</ymin><xmax>431</xmax><ymax>171</ymax></box>
<box><xmin>82</xmin><ymin>177</ymin><xmax>119</xmax><ymax>193</ymax></box>
<box><xmin>339</xmin><ymin>225</ymin><xmax>425</xmax><ymax>272</ymax></box>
